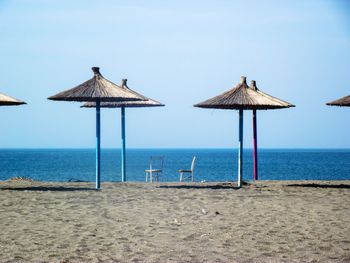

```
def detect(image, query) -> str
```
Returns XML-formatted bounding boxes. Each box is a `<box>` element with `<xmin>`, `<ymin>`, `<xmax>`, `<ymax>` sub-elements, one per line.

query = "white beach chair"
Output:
<box><xmin>178</xmin><ymin>156</ymin><xmax>196</xmax><ymax>182</ymax></box>
<box><xmin>145</xmin><ymin>156</ymin><xmax>164</xmax><ymax>182</ymax></box>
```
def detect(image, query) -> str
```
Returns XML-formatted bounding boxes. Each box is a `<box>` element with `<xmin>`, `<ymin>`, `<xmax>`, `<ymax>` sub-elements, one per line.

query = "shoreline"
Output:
<box><xmin>2</xmin><ymin>178</ymin><xmax>350</xmax><ymax>183</ymax></box>
<box><xmin>0</xmin><ymin>180</ymin><xmax>349</xmax><ymax>262</ymax></box>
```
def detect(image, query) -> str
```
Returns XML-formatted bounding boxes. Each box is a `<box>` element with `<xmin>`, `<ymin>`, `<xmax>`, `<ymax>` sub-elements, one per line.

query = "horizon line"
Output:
<box><xmin>0</xmin><ymin>147</ymin><xmax>350</xmax><ymax>150</ymax></box>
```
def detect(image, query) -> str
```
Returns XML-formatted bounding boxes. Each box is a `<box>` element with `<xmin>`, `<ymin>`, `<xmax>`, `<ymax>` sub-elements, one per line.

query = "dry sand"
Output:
<box><xmin>0</xmin><ymin>180</ymin><xmax>349</xmax><ymax>263</ymax></box>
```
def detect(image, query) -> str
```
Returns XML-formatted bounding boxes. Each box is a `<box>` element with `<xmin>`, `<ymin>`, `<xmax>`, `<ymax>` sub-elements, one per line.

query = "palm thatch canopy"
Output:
<box><xmin>0</xmin><ymin>92</ymin><xmax>26</xmax><ymax>106</ymax></box>
<box><xmin>326</xmin><ymin>95</ymin><xmax>350</xmax><ymax>107</ymax></box>
<box><xmin>81</xmin><ymin>79</ymin><xmax>164</xmax><ymax>108</ymax></box>
<box><xmin>48</xmin><ymin>67</ymin><xmax>144</xmax><ymax>102</ymax></box>
<box><xmin>194</xmin><ymin>76</ymin><xmax>295</xmax><ymax>110</ymax></box>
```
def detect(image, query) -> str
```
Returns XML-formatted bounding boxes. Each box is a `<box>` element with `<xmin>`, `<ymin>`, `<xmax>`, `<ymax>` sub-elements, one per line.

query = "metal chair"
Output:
<box><xmin>178</xmin><ymin>156</ymin><xmax>196</xmax><ymax>182</ymax></box>
<box><xmin>145</xmin><ymin>156</ymin><xmax>164</xmax><ymax>182</ymax></box>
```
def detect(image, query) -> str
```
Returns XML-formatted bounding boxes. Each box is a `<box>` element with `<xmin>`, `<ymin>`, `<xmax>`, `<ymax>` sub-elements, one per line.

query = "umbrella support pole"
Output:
<box><xmin>121</xmin><ymin>107</ymin><xmax>126</xmax><ymax>182</ymax></box>
<box><xmin>96</xmin><ymin>101</ymin><xmax>101</xmax><ymax>190</ymax></box>
<box><xmin>238</xmin><ymin>109</ymin><xmax>243</xmax><ymax>188</ymax></box>
<box><xmin>253</xmin><ymin>109</ymin><xmax>258</xmax><ymax>180</ymax></box>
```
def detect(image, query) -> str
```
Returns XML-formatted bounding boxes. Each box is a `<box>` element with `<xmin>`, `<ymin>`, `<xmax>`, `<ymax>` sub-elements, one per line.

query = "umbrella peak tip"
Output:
<box><xmin>91</xmin><ymin>67</ymin><xmax>101</xmax><ymax>75</ymax></box>
<box><xmin>240</xmin><ymin>76</ymin><xmax>247</xmax><ymax>84</ymax></box>
<box><xmin>250</xmin><ymin>80</ymin><xmax>258</xmax><ymax>90</ymax></box>
<box><xmin>121</xmin><ymin>78</ymin><xmax>128</xmax><ymax>87</ymax></box>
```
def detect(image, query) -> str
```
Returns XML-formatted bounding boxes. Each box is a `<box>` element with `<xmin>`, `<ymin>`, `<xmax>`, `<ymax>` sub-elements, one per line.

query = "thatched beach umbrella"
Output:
<box><xmin>0</xmin><ymin>92</ymin><xmax>26</xmax><ymax>106</ymax></box>
<box><xmin>48</xmin><ymin>67</ymin><xmax>143</xmax><ymax>189</ymax></box>
<box><xmin>248</xmin><ymin>80</ymin><xmax>294</xmax><ymax>181</ymax></box>
<box><xmin>194</xmin><ymin>76</ymin><xmax>294</xmax><ymax>187</ymax></box>
<box><xmin>326</xmin><ymin>95</ymin><xmax>350</xmax><ymax>107</ymax></box>
<box><xmin>81</xmin><ymin>79</ymin><xmax>164</xmax><ymax>182</ymax></box>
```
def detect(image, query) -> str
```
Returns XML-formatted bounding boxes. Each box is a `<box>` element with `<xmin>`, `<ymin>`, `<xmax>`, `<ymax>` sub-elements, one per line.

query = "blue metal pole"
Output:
<box><xmin>253</xmin><ymin>109</ymin><xmax>258</xmax><ymax>180</ymax></box>
<box><xmin>96</xmin><ymin>101</ymin><xmax>101</xmax><ymax>189</ymax></box>
<box><xmin>121</xmin><ymin>106</ymin><xmax>126</xmax><ymax>182</ymax></box>
<box><xmin>238</xmin><ymin>109</ymin><xmax>243</xmax><ymax>188</ymax></box>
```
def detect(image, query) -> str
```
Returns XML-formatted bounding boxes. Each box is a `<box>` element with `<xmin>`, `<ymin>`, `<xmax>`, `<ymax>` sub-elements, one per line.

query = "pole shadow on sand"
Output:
<box><xmin>158</xmin><ymin>183</ymin><xmax>242</xmax><ymax>190</ymax></box>
<box><xmin>286</xmin><ymin>183</ymin><xmax>350</xmax><ymax>189</ymax></box>
<box><xmin>0</xmin><ymin>186</ymin><xmax>96</xmax><ymax>192</ymax></box>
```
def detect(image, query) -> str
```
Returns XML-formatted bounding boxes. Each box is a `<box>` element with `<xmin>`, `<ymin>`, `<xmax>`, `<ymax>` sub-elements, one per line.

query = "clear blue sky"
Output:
<box><xmin>0</xmin><ymin>0</ymin><xmax>349</xmax><ymax>148</ymax></box>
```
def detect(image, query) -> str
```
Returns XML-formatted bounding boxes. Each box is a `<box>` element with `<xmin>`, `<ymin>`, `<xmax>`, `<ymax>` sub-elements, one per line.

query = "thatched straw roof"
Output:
<box><xmin>326</xmin><ymin>95</ymin><xmax>350</xmax><ymax>107</ymax></box>
<box><xmin>48</xmin><ymin>67</ymin><xmax>145</xmax><ymax>102</ymax></box>
<box><xmin>194</xmin><ymin>76</ymin><xmax>295</xmax><ymax>110</ymax></box>
<box><xmin>81</xmin><ymin>79</ymin><xmax>164</xmax><ymax>108</ymax></box>
<box><xmin>0</xmin><ymin>92</ymin><xmax>26</xmax><ymax>106</ymax></box>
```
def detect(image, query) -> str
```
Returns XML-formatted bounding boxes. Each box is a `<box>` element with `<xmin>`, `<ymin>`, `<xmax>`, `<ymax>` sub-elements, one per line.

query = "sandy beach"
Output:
<box><xmin>0</xmin><ymin>180</ymin><xmax>349</xmax><ymax>263</ymax></box>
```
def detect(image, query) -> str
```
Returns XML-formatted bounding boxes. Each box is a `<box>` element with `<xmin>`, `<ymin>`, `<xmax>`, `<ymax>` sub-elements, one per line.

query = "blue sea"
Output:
<box><xmin>0</xmin><ymin>149</ymin><xmax>349</xmax><ymax>182</ymax></box>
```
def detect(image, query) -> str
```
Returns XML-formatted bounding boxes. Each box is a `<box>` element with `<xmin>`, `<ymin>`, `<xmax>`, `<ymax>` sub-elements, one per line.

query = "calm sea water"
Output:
<box><xmin>0</xmin><ymin>149</ymin><xmax>349</xmax><ymax>182</ymax></box>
